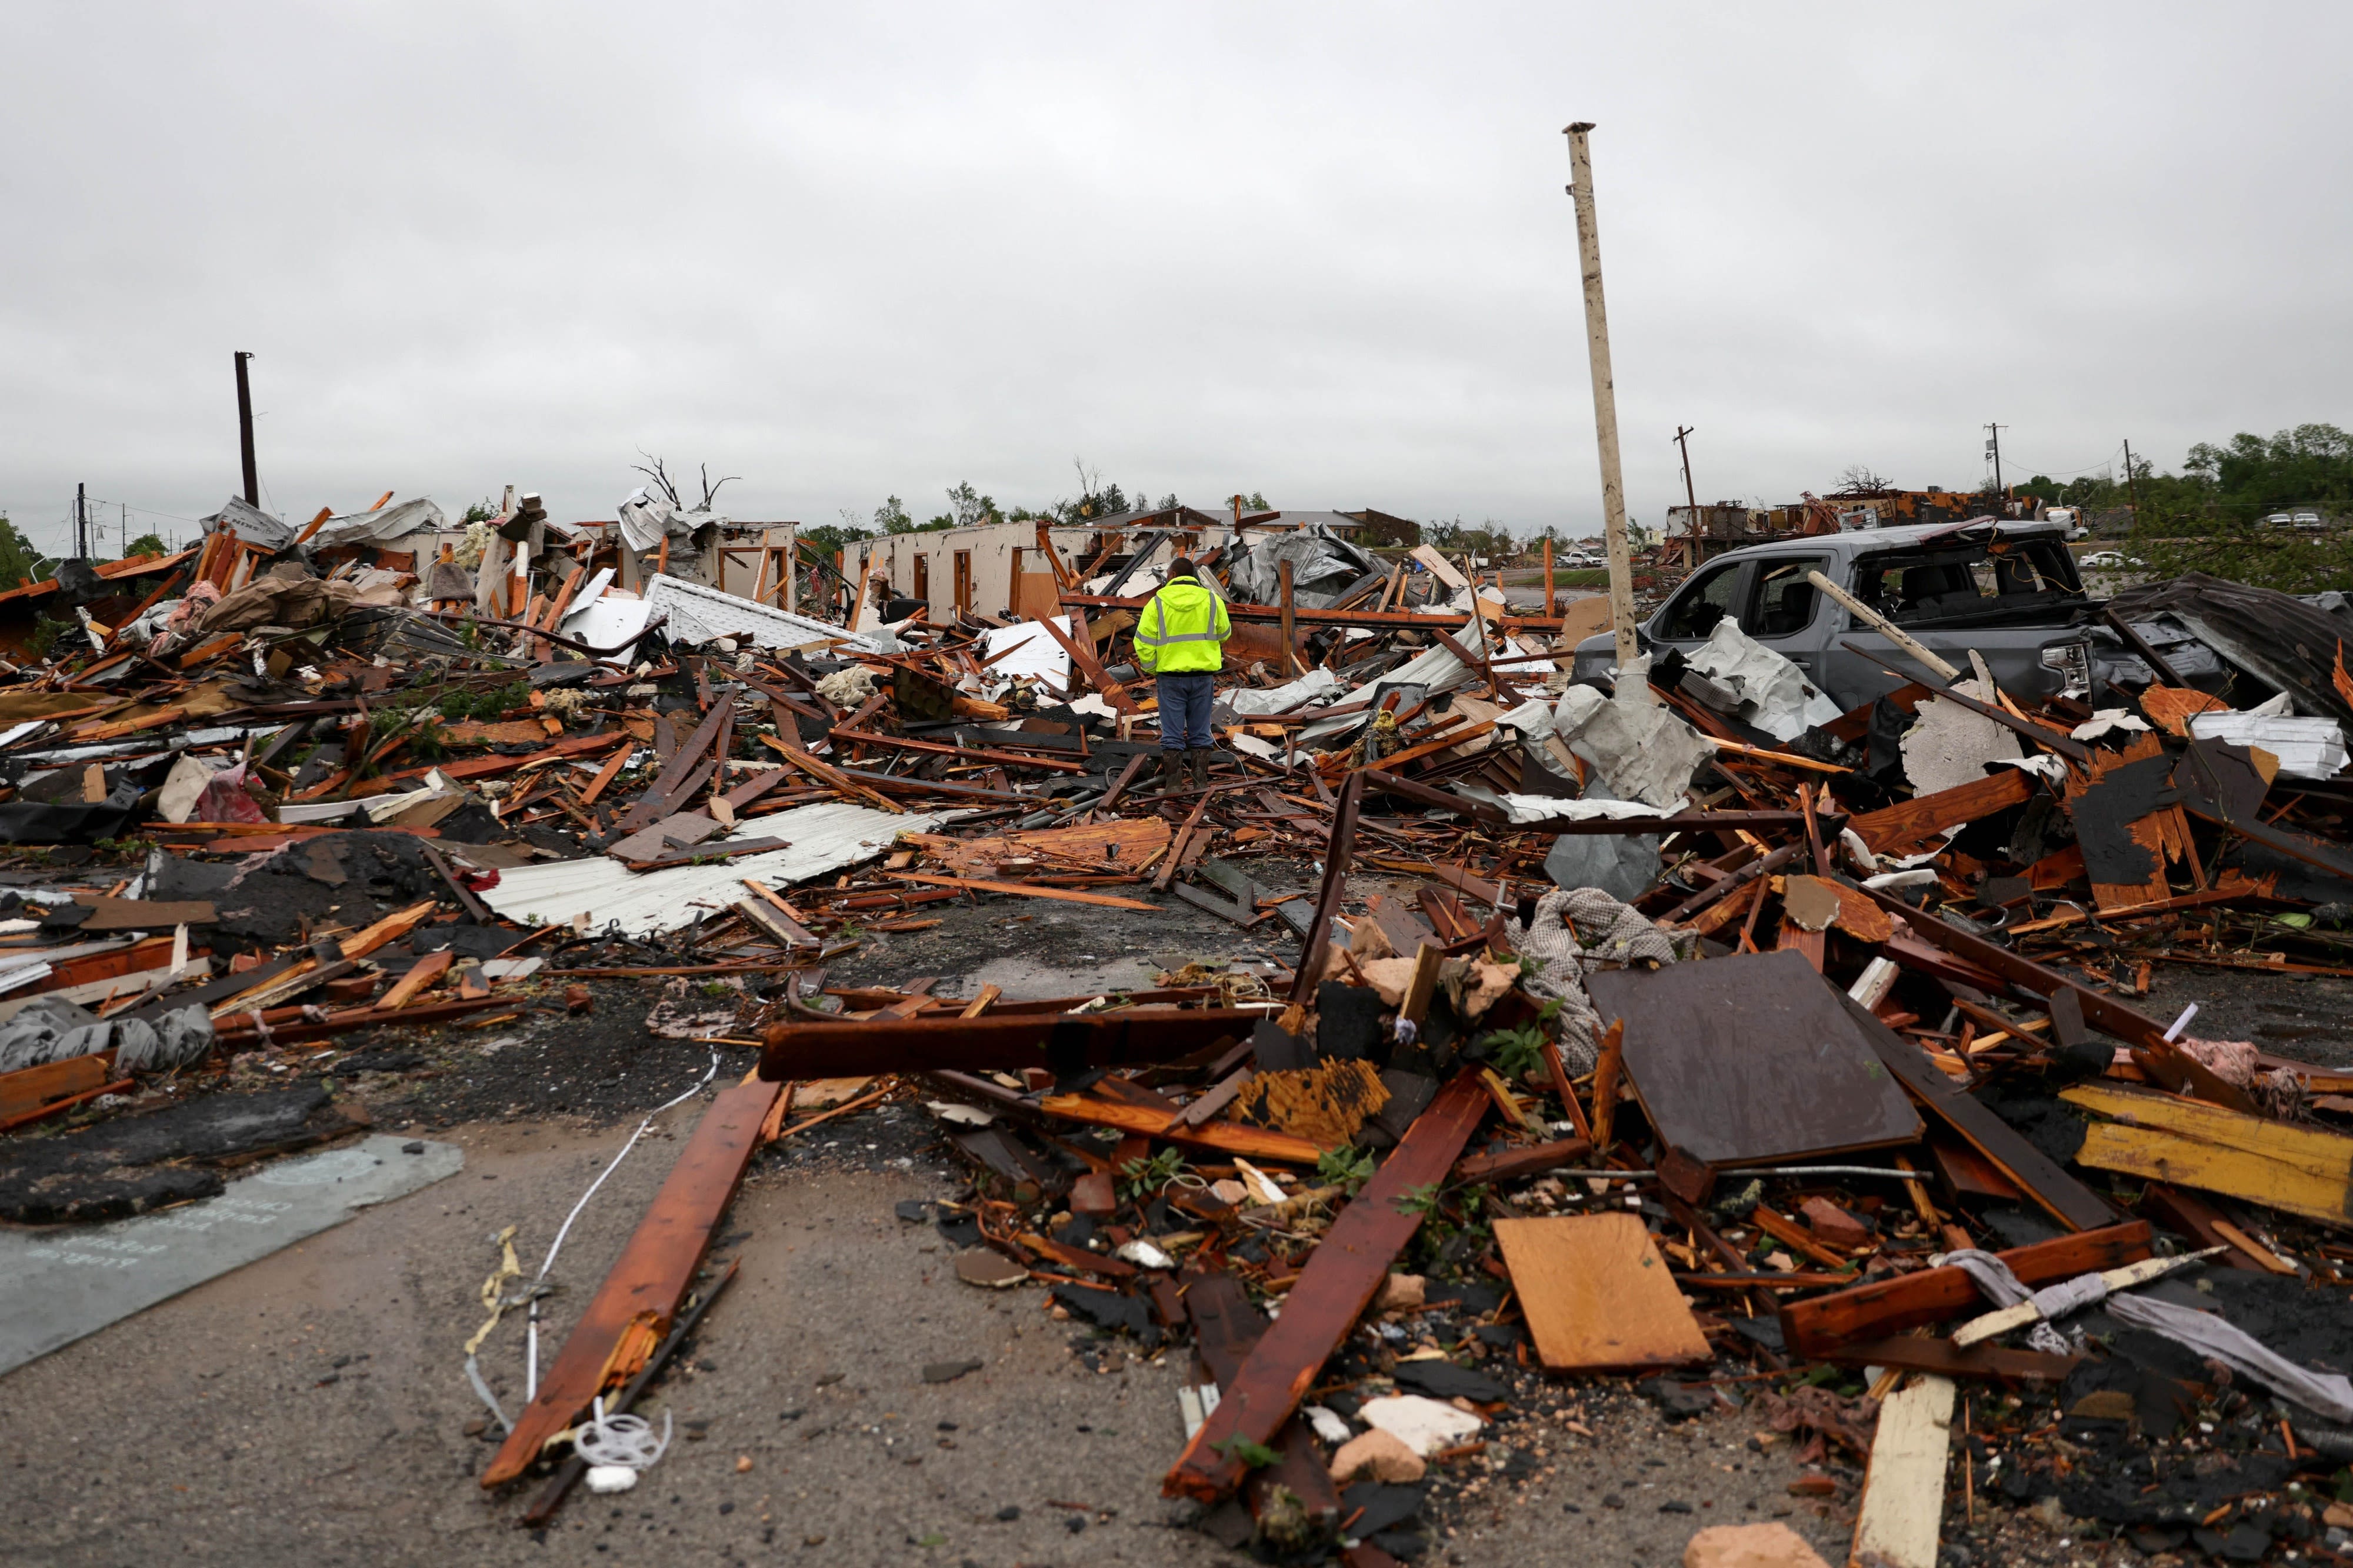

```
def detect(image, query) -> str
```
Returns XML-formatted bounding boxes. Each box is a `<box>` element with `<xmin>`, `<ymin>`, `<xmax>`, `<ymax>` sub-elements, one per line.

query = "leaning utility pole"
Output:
<box><xmin>74</xmin><ymin>482</ymin><xmax>88</xmax><ymax>561</ymax></box>
<box><xmin>1563</xmin><ymin>121</ymin><xmax>1642</xmax><ymax>685</ymax></box>
<box><xmin>1674</xmin><ymin>426</ymin><xmax>1699</xmax><ymax>513</ymax></box>
<box><xmin>234</xmin><ymin>351</ymin><xmax>259</xmax><ymax>506</ymax></box>
<box><xmin>1985</xmin><ymin>422</ymin><xmax>2007</xmax><ymax>498</ymax></box>
<box><xmin>2121</xmin><ymin>438</ymin><xmax>2143</xmax><ymax>521</ymax></box>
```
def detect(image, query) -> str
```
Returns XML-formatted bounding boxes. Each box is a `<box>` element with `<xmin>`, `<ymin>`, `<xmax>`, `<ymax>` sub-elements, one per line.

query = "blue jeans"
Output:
<box><xmin>1155</xmin><ymin>671</ymin><xmax>1215</xmax><ymax>751</ymax></box>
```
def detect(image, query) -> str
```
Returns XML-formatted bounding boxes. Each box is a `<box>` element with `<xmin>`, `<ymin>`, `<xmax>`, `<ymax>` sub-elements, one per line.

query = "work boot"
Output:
<box><xmin>1190</xmin><ymin>749</ymin><xmax>1212</xmax><ymax>790</ymax></box>
<box><xmin>1154</xmin><ymin>750</ymin><xmax>1182</xmax><ymax>792</ymax></box>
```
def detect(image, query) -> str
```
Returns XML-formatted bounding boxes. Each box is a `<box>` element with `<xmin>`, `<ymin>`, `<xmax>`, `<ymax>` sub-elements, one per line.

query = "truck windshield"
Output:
<box><xmin>1848</xmin><ymin>536</ymin><xmax>2082</xmax><ymax>628</ymax></box>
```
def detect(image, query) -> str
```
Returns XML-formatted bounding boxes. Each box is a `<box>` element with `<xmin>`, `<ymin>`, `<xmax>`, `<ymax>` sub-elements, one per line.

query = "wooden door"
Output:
<box><xmin>954</xmin><ymin>551</ymin><xmax>972</xmax><ymax>615</ymax></box>
<box><xmin>913</xmin><ymin>555</ymin><xmax>929</xmax><ymax>605</ymax></box>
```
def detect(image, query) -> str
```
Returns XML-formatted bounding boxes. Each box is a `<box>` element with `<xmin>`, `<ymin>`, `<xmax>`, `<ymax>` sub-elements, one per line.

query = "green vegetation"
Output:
<box><xmin>2017</xmin><ymin>422</ymin><xmax>2353</xmax><ymax>593</ymax></box>
<box><xmin>436</xmin><ymin>680</ymin><xmax>529</xmax><ymax>722</ymax></box>
<box><xmin>1314</xmin><ymin>1145</ymin><xmax>1375</xmax><ymax>1193</ymax></box>
<box><xmin>122</xmin><ymin>533</ymin><xmax>169</xmax><ymax>559</ymax></box>
<box><xmin>1118</xmin><ymin>1147</ymin><xmax>1190</xmax><ymax>1202</ymax></box>
<box><xmin>0</xmin><ymin>515</ymin><xmax>41</xmax><ymax>589</ymax></box>
<box><xmin>1210</xmin><ymin>1435</ymin><xmax>1281</xmax><ymax>1469</ymax></box>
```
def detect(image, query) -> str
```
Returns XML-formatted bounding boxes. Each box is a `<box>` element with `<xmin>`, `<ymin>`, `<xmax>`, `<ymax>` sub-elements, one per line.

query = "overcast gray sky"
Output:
<box><xmin>3</xmin><ymin>3</ymin><xmax>2345</xmax><ymax>558</ymax></box>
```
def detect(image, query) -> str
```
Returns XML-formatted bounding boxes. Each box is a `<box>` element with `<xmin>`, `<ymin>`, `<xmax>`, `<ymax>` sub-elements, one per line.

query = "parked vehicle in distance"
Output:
<box><xmin>2079</xmin><ymin>550</ymin><xmax>2144</xmax><ymax>569</ymax></box>
<box><xmin>1572</xmin><ymin>518</ymin><xmax>2119</xmax><ymax>712</ymax></box>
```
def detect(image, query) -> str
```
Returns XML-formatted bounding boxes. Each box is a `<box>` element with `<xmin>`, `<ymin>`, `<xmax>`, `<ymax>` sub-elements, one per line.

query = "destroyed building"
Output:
<box><xmin>3</xmin><ymin>475</ymin><xmax>2353</xmax><ymax>1568</ymax></box>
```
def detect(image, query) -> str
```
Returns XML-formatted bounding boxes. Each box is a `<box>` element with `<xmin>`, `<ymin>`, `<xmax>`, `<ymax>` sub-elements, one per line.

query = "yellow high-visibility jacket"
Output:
<box><xmin>1133</xmin><ymin>578</ymin><xmax>1231</xmax><ymax>674</ymax></box>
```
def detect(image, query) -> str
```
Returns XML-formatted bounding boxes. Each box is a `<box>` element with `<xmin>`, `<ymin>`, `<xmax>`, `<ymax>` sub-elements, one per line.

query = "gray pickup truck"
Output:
<box><xmin>1570</xmin><ymin>518</ymin><xmax>2107</xmax><ymax>712</ymax></box>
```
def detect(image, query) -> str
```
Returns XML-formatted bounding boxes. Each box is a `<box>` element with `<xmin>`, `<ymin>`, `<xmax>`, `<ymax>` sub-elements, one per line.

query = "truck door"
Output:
<box><xmin>1737</xmin><ymin>553</ymin><xmax>1831</xmax><ymax>685</ymax></box>
<box><xmin>1648</xmin><ymin>556</ymin><xmax>1750</xmax><ymax>659</ymax></box>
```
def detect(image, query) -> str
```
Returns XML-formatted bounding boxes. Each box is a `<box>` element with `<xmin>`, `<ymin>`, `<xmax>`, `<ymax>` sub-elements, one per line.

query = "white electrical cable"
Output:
<box><xmin>524</xmin><ymin>1048</ymin><xmax>720</xmax><ymax>1401</ymax></box>
<box><xmin>2164</xmin><ymin>1002</ymin><xmax>2199</xmax><ymax>1042</ymax></box>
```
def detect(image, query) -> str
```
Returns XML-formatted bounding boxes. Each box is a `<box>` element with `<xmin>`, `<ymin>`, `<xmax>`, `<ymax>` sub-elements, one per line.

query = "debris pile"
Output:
<box><xmin>5</xmin><ymin>491</ymin><xmax>2353</xmax><ymax>1565</ymax></box>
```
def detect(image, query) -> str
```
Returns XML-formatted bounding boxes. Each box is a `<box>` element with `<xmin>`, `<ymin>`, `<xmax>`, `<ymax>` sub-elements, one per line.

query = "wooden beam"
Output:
<box><xmin>481</xmin><ymin>1077</ymin><xmax>781</xmax><ymax>1486</ymax></box>
<box><xmin>1776</xmin><ymin>1222</ymin><xmax>2152</xmax><ymax>1358</ymax></box>
<box><xmin>1164</xmin><ymin>1070</ymin><xmax>1489</xmax><ymax>1502</ymax></box>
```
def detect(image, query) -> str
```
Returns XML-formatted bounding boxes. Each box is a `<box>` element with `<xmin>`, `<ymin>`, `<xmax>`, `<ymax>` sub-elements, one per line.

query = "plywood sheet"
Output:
<box><xmin>1492</xmin><ymin>1213</ymin><xmax>1710</xmax><ymax>1372</ymax></box>
<box><xmin>1586</xmin><ymin>949</ymin><xmax>1921</xmax><ymax>1166</ymax></box>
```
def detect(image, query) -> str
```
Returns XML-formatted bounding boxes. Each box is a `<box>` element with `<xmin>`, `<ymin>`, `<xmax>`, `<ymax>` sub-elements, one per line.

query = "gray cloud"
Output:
<box><xmin>2</xmin><ymin>3</ymin><xmax>2345</xmax><ymax>556</ymax></box>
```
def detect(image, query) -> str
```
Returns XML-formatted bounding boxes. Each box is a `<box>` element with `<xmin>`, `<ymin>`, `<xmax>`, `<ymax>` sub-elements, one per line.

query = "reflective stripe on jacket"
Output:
<box><xmin>1133</xmin><ymin>579</ymin><xmax>1231</xmax><ymax>674</ymax></box>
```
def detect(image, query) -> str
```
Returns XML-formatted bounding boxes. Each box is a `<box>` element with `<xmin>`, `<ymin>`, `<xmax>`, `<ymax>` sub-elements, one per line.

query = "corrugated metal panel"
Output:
<box><xmin>639</xmin><ymin>575</ymin><xmax>897</xmax><ymax>654</ymax></box>
<box><xmin>482</xmin><ymin>800</ymin><xmax>951</xmax><ymax>935</ymax></box>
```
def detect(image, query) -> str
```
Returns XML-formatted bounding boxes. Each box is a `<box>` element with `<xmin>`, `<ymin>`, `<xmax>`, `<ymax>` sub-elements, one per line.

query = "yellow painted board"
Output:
<box><xmin>2074</xmin><ymin>1122</ymin><xmax>2353</xmax><ymax>1232</ymax></box>
<box><xmin>1492</xmin><ymin>1213</ymin><xmax>1711</xmax><ymax>1372</ymax></box>
<box><xmin>2062</xmin><ymin>1083</ymin><xmax>2353</xmax><ymax>1182</ymax></box>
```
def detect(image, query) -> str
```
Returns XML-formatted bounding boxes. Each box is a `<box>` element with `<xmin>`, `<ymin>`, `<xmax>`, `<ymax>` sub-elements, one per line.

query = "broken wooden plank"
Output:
<box><xmin>1814</xmin><ymin>1336</ymin><xmax>2077</xmax><ymax>1382</ymax></box>
<box><xmin>1849</xmin><ymin>1374</ymin><xmax>1956</xmax><ymax>1568</ymax></box>
<box><xmin>1493</xmin><ymin>1212</ymin><xmax>1711</xmax><ymax>1372</ymax></box>
<box><xmin>1859</xmin><ymin>888</ymin><xmax>2257</xmax><ymax>1114</ymax></box>
<box><xmin>1183</xmin><ymin>1270</ymin><xmax>1341</xmax><ymax>1546</ymax></box>
<box><xmin>2062</xmin><ymin>1081</ymin><xmax>2353</xmax><ymax>1232</ymax></box>
<box><xmin>1847</xmin><ymin>991</ymin><xmax>2115</xmax><ymax>1233</ymax></box>
<box><xmin>1776</xmin><ymin>1222</ymin><xmax>2152</xmax><ymax>1358</ymax></box>
<box><xmin>1848</xmin><ymin>770</ymin><xmax>2032</xmax><ymax>854</ymax></box>
<box><xmin>760</xmin><ymin>1006</ymin><xmax>1257</xmax><ymax>1083</ymax></box>
<box><xmin>1455</xmin><ymin>1136</ymin><xmax>1594</xmax><ymax>1185</ymax></box>
<box><xmin>883</xmin><ymin>872</ymin><xmax>1154</xmax><ymax>911</ymax></box>
<box><xmin>1034</xmin><ymin>1093</ymin><xmax>1325</xmax><ymax>1164</ymax></box>
<box><xmin>1164</xmin><ymin>1069</ymin><xmax>1488</xmax><ymax>1502</ymax></box>
<box><xmin>481</xmin><ymin>1076</ymin><xmax>781</xmax><ymax>1486</ymax></box>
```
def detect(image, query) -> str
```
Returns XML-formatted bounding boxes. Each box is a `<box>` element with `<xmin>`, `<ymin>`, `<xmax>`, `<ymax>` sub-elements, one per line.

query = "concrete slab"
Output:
<box><xmin>0</xmin><ymin>1133</ymin><xmax>462</xmax><ymax>1376</ymax></box>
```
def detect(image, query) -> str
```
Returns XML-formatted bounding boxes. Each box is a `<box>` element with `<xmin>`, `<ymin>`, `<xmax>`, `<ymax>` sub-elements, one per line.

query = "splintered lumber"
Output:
<box><xmin>481</xmin><ymin>1077</ymin><xmax>782</xmax><ymax>1486</ymax></box>
<box><xmin>1951</xmin><ymin>1249</ymin><xmax>2221</xmax><ymax>1346</ymax></box>
<box><xmin>1848</xmin><ymin>769</ymin><xmax>2032</xmax><ymax>854</ymax></box>
<box><xmin>1493</xmin><ymin>1212</ymin><xmax>1711</xmax><ymax>1372</ymax></box>
<box><xmin>1455</xmin><ymin>1136</ymin><xmax>1594</xmax><ymax>1185</ymax></box>
<box><xmin>883</xmin><ymin>872</ymin><xmax>1154</xmax><ymax>911</ymax></box>
<box><xmin>2062</xmin><ymin>1082</ymin><xmax>2353</xmax><ymax>1232</ymax></box>
<box><xmin>1815</xmin><ymin>1337</ymin><xmax>2077</xmax><ymax>1382</ymax></box>
<box><xmin>1034</xmin><ymin>1094</ymin><xmax>1324</xmax><ymax>1164</ymax></box>
<box><xmin>378</xmin><ymin>949</ymin><xmax>454</xmax><ymax>1009</ymax></box>
<box><xmin>0</xmin><ymin>1053</ymin><xmax>116</xmax><ymax>1129</ymax></box>
<box><xmin>760</xmin><ymin>1006</ymin><xmax>1258</xmax><ymax>1083</ymax></box>
<box><xmin>1849</xmin><ymin>1374</ymin><xmax>1957</xmax><ymax>1568</ymax></box>
<box><xmin>1777</xmin><ymin>1222</ymin><xmax>2152</xmax><ymax>1358</ymax></box>
<box><xmin>755</xmin><ymin>733</ymin><xmax>903</xmax><ymax>814</ymax></box>
<box><xmin>1861</xmin><ymin>887</ymin><xmax>2257</xmax><ymax>1115</ymax></box>
<box><xmin>1164</xmin><ymin>1070</ymin><xmax>1488</xmax><ymax>1502</ymax></box>
<box><xmin>1847</xmin><ymin>992</ymin><xmax>2114</xmax><ymax>1232</ymax></box>
<box><xmin>1182</xmin><ymin>1271</ymin><xmax>1341</xmax><ymax>1540</ymax></box>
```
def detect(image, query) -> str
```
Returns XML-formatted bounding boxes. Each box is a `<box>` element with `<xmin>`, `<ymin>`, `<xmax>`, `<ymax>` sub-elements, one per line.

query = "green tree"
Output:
<box><xmin>924</xmin><ymin>482</ymin><xmax>997</xmax><ymax>531</ymax></box>
<box><xmin>875</xmin><ymin>495</ymin><xmax>913</xmax><ymax>533</ymax></box>
<box><xmin>123</xmin><ymin>532</ymin><xmax>169</xmax><ymax>560</ymax></box>
<box><xmin>0</xmin><ymin>516</ymin><xmax>39</xmax><ymax>589</ymax></box>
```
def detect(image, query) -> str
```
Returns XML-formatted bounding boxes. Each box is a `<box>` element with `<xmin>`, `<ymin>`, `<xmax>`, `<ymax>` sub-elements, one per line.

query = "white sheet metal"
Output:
<box><xmin>309</xmin><ymin>497</ymin><xmax>449</xmax><ymax>549</ymax></box>
<box><xmin>979</xmin><ymin>618</ymin><xmax>1072</xmax><ymax>684</ymax></box>
<box><xmin>481</xmin><ymin>800</ymin><xmax>950</xmax><ymax>935</ymax></box>
<box><xmin>2189</xmin><ymin>711</ymin><xmax>2349</xmax><ymax>779</ymax></box>
<box><xmin>559</xmin><ymin>593</ymin><xmax>659</xmax><ymax>662</ymax></box>
<box><xmin>639</xmin><ymin>575</ymin><xmax>897</xmax><ymax>655</ymax></box>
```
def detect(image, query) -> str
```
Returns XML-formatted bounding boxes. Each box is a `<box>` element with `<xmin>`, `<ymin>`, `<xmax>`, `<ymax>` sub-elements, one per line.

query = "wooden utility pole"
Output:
<box><xmin>1563</xmin><ymin>122</ymin><xmax>1642</xmax><ymax>687</ymax></box>
<box><xmin>74</xmin><ymin>482</ymin><xmax>88</xmax><ymax>560</ymax></box>
<box><xmin>2122</xmin><ymin>438</ymin><xmax>2143</xmax><ymax>521</ymax></box>
<box><xmin>1674</xmin><ymin>425</ymin><xmax>1700</xmax><ymax>570</ymax></box>
<box><xmin>1985</xmin><ymin>422</ymin><xmax>2007</xmax><ymax>499</ymax></box>
<box><xmin>234</xmin><ymin>352</ymin><xmax>258</xmax><ymax>506</ymax></box>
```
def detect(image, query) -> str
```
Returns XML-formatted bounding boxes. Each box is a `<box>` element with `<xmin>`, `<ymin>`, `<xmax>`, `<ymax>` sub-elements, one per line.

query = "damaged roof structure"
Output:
<box><xmin>6</xmin><ymin>477</ymin><xmax>2353</xmax><ymax>1567</ymax></box>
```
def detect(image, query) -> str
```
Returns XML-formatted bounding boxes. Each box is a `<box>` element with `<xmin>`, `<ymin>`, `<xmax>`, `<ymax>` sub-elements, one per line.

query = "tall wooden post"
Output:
<box><xmin>1543</xmin><ymin>535</ymin><xmax>1555</xmax><ymax>617</ymax></box>
<box><xmin>1564</xmin><ymin>122</ymin><xmax>1644</xmax><ymax>693</ymax></box>
<box><xmin>1278</xmin><ymin>558</ymin><xmax>1298</xmax><ymax>676</ymax></box>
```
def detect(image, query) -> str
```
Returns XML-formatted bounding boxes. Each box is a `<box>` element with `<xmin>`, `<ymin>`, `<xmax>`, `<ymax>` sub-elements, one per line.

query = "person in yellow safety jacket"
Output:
<box><xmin>1132</xmin><ymin>558</ymin><xmax>1231</xmax><ymax>790</ymax></box>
